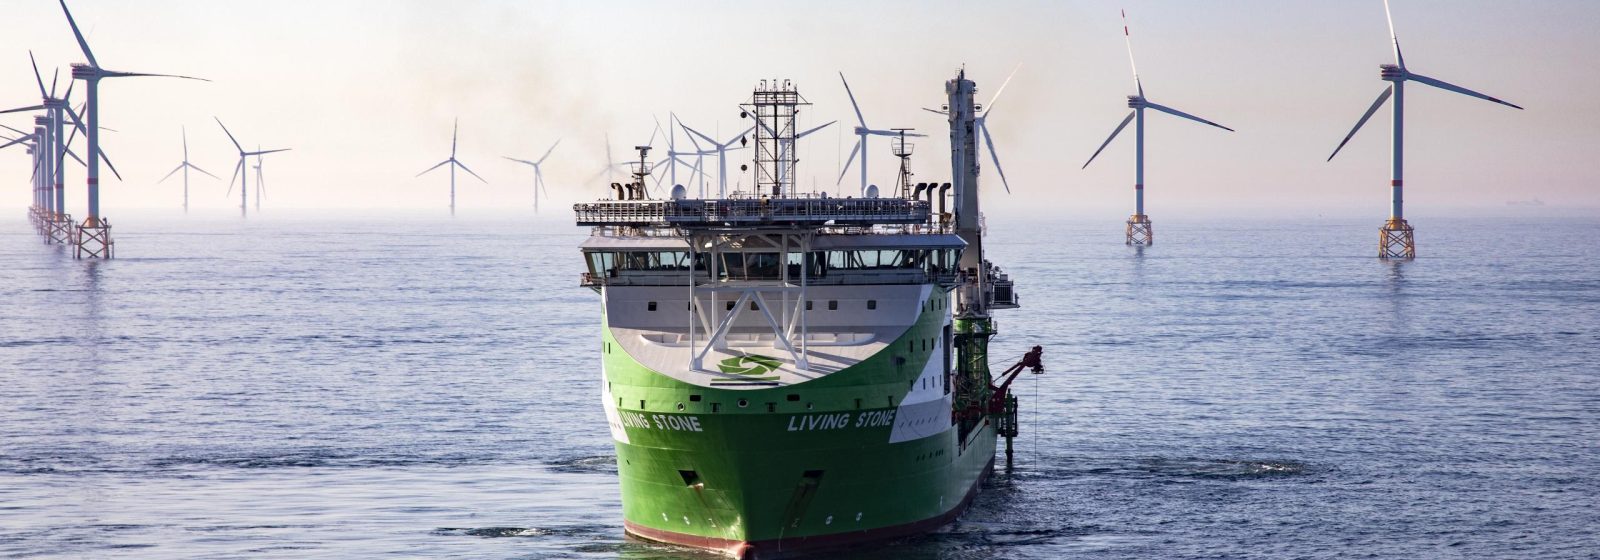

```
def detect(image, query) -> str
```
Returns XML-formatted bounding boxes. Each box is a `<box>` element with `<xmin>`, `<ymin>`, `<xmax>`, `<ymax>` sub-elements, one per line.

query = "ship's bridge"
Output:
<box><xmin>579</xmin><ymin>224</ymin><xmax>965</xmax><ymax>388</ymax></box>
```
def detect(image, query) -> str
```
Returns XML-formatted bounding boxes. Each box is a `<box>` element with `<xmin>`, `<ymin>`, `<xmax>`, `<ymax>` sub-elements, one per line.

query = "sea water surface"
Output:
<box><xmin>1</xmin><ymin>213</ymin><xmax>1597</xmax><ymax>559</ymax></box>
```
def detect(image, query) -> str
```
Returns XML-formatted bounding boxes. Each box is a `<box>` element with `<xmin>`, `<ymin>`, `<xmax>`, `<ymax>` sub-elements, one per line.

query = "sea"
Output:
<box><xmin>2</xmin><ymin>213</ymin><xmax>1597</xmax><ymax>559</ymax></box>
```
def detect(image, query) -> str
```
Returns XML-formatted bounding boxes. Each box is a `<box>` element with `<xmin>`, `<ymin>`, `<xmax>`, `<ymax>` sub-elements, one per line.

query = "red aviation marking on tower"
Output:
<box><xmin>1135</xmin><ymin>183</ymin><xmax>1143</xmax><ymax>189</ymax></box>
<box><xmin>1392</xmin><ymin>180</ymin><xmax>1403</xmax><ymax>186</ymax></box>
<box><xmin>87</xmin><ymin>178</ymin><xmax>97</xmax><ymax>184</ymax></box>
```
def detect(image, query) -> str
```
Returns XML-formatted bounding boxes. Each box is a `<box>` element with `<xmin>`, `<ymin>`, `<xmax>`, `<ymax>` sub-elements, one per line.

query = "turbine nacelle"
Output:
<box><xmin>1126</xmin><ymin>96</ymin><xmax>1148</xmax><ymax>109</ymax></box>
<box><xmin>1380</xmin><ymin>64</ymin><xmax>1405</xmax><ymax>81</ymax></box>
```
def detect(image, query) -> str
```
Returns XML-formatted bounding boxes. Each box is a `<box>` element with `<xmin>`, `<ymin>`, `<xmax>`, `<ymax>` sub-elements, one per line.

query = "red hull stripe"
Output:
<box><xmin>625</xmin><ymin>459</ymin><xmax>995</xmax><ymax>559</ymax></box>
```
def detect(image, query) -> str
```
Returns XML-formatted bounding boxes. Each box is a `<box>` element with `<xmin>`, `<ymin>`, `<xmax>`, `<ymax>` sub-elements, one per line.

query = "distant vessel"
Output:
<box><xmin>573</xmin><ymin>71</ymin><xmax>1036</xmax><ymax>558</ymax></box>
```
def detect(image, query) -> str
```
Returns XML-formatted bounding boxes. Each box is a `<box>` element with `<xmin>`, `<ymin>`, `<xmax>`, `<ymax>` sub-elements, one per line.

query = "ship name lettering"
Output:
<box><xmin>786</xmin><ymin>413</ymin><xmax>853</xmax><ymax>432</ymax></box>
<box><xmin>651</xmin><ymin>414</ymin><xmax>703</xmax><ymax>432</ymax></box>
<box><xmin>619</xmin><ymin>411</ymin><xmax>653</xmax><ymax>429</ymax></box>
<box><xmin>855</xmin><ymin>410</ymin><xmax>896</xmax><ymax>428</ymax></box>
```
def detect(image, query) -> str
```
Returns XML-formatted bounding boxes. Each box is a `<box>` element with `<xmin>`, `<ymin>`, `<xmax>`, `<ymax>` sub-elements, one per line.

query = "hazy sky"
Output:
<box><xmin>3</xmin><ymin>0</ymin><xmax>1598</xmax><ymax>219</ymax></box>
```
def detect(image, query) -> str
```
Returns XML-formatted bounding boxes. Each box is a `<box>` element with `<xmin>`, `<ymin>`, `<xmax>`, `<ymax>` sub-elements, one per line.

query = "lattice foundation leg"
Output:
<box><xmin>1379</xmin><ymin>218</ymin><xmax>1414</xmax><ymax>259</ymax></box>
<box><xmin>74</xmin><ymin>217</ymin><xmax>114</xmax><ymax>260</ymax></box>
<box><xmin>1126</xmin><ymin>214</ymin><xmax>1152</xmax><ymax>246</ymax></box>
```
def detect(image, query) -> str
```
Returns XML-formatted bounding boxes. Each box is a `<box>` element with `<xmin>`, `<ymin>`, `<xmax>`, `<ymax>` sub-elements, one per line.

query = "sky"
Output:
<box><xmin>3</xmin><ymin>0</ymin><xmax>1599</xmax><ymax>219</ymax></box>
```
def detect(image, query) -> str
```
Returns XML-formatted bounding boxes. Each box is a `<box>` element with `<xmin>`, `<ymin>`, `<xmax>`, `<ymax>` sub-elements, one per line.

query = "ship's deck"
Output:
<box><xmin>574</xmin><ymin>196</ymin><xmax>931</xmax><ymax>227</ymax></box>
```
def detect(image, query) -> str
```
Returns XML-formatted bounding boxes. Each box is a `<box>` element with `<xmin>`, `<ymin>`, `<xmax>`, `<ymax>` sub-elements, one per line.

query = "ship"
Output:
<box><xmin>573</xmin><ymin>70</ymin><xmax>1037</xmax><ymax>558</ymax></box>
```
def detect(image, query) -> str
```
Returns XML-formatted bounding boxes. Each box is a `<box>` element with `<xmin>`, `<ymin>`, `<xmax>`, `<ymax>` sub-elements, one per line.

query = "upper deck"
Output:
<box><xmin>574</xmin><ymin>196</ymin><xmax>931</xmax><ymax>228</ymax></box>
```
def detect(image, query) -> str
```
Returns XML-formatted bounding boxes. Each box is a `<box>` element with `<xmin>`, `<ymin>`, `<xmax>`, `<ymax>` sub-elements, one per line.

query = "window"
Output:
<box><xmin>805</xmin><ymin>300</ymin><xmax>813</xmax><ymax>311</ymax></box>
<box><xmin>828</xmin><ymin>300</ymin><xmax>838</xmax><ymax>311</ymax></box>
<box><xmin>726</xmin><ymin>301</ymin><xmax>735</xmax><ymax>311</ymax></box>
<box><xmin>647</xmin><ymin>301</ymin><xmax>657</xmax><ymax>311</ymax></box>
<box><xmin>867</xmin><ymin>299</ymin><xmax>877</xmax><ymax>310</ymax></box>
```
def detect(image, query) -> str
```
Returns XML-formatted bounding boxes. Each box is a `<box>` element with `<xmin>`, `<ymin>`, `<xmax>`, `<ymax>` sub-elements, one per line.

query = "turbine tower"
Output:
<box><xmin>157</xmin><ymin>127</ymin><xmax>219</xmax><ymax>213</ymax></box>
<box><xmin>1083</xmin><ymin>10</ymin><xmax>1233</xmax><ymax>246</ymax></box>
<box><xmin>253</xmin><ymin>146</ymin><xmax>272</xmax><ymax>212</ymax></box>
<box><xmin>417</xmin><ymin>119</ymin><xmax>486</xmax><ymax>215</ymax></box>
<box><xmin>838</xmin><ymin>72</ymin><xmax>925</xmax><ymax>195</ymax></box>
<box><xmin>58</xmin><ymin>0</ymin><xmax>206</xmax><ymax>258</ymax></box>
<box><xmin>216</xmin><ymin>117</ymin><xmax>290</xmax><ymax>218</ymax></box>
<box><xmin>1326</xmin><ymin>0</ymin><xmax>1523</xmax><ymax>259</ymax></box>
<box><xmin>504</xmin><ymin>139</ymin><xmax>561</xmax><ymax>213</ymax></box>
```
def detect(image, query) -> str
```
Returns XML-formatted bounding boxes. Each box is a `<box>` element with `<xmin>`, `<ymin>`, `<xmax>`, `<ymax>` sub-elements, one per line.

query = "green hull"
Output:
<box><xmin>599</xmin><ymin>289</ymin><xmax>1000</xmax><ymax>557</ymax></box>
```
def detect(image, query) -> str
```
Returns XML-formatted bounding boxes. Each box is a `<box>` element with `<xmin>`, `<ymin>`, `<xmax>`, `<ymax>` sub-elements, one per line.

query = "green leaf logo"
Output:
<box><xmin>717</xmin><ymin>354</ymin><xmax>783</xmax><ymax>376</ymax></box>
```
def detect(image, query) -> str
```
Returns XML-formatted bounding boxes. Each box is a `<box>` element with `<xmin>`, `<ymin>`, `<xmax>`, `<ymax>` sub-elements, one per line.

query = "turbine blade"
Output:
<box><xmin>1384</xmin><ymin>0</ymin><xmax>1405</xmax><ymax>69</ymax></box>
<box><xmin>226</xmin><ymin>159</ymin><xmax>242</xmax><ymax>197</ymax></box>
<box><xmin>0</xmin><ymin>105</ymin><xmax>47</xmax><ymax>115</ymax></box>
<box><xmin>981</xmin><ymin>63</ymin><xmax>1021</xmax><ymax>117</ymax></box>
<box><xmin>158</xmin><ymin>163</ymin><xmax>184</xmax><ymax>183</ymax></box>
<box><xmin>100</xmin><ymin>70</ymin><xmax>209</xmax><ymax>82</ymax></box>
<box><xmin>681</xmin><ymin>124</ymin><xmax>717</xmax><ymax>147</ymax></box>
<box><xmin>451</xmin><ymin>118</ymin><xmax>459</xmax><ymax>157</ymax></box>
<box><xmin>1327</xmin><ymin>85</ymin><xmax>1394</xmax><ymax>162</ymax></box>
<box><xmin>247</xmin><ymin>148</ymin><xmax>292</xmax><ymax>156</ymax></box>
<box><xmin>1083</xmin><ymin>111</ymin><xmax>1136</xmax><ymax>169</ymax></box>
<box><xmin>839</xmin><ymin>72</ymin><xmax>868</xmax><ymax>127</ymax></box>
<box><xmin>923</xmin><ymin>107</ymin><xmax>947</xmax><ymax>116</ymax></box>
<box><xmin>537</xmin><ymin>138</ymin><xmax>561</xmax><ymax>164</ymax></box>
<box><xmin>867</xmin><ymin>129</ymin><xmax>926</xmax><ymax>138</ymax></box>
<box><xmin>100</xmin><ymin>147</ymin><xmax>123</xmax><ymax>181</ymax></box>
<box><xmin>29</xmin><ymin>51</ymin><xmax>49</xmax><ymax>99</ymax></box>
<box><xmin>190</xmin><ymin>163</ymin><xmax>220</xmax><ymax>180</ymax></box>
<box><xmin>455</xmin><ymin>160</ymin><xmax>487</xmax><ymax>183</ymax></box>
<box><xmin>836</xmin><ymin>139</ymin><xmax>862</xmax><ymax>185</ymax></box>
<box><xmin>62</xmin><ymin>145</ymin><xmax>87</xmax><ymax>166</ymax></box>
<box><xmin>58</xmin><ymin>0</ymin><xmax>98</xmax><ymax>68</ymax></box>
<box><xmin>725</xmin><ymin>126</ymin><xmax>755</xmax><ymax>146</ymax></box>
<box><xmin>503</xmin><ymin>156</ymin><xmax>536</xmax><ymax>166</ymax></box>
<box><xmin>980</xmin><ymin>122</ymin><xmax>1010</xmax><ymax>194</ymax></box>
<box><xmin>796</xmin><ymin>120</ymin><xmax>837</xmax><ymax>139</ymax></box>
<box><xmin>416</xmin><ymin>159</ymin><xmax>450</xmax><ymax>177</ymax></box>
<box><xmin>214</xmin><ymin>117</ymin><xmax>244</xmax><ymax>152</ymax></box>
<box><xmin>1145</xmin><ymin>101</ymin><xmax>1234</xmax><ymax>131</ymax></box>
<box><xmin>1122</xmin><ymin>9</ymin><xmax>1144</xmax><ymax>97</ymax></box>
<box><xmin>1406</xmin><ymin>72</ymin><xmax>1523</xmax><ymax>110</ymax></box>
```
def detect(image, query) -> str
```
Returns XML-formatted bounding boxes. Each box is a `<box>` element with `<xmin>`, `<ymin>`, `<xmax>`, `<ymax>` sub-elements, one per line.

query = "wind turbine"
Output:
<box><xmin>216</xmin><ymin>117</ymin><xmax>290</xmax><ymax>218</ymax></box>
<box><xmin>586</xmin><ymin>133</ymin><xmax>633</xmax><ymax>186</ymax></box>
<box><xmin>504</xmin><ymin>139</ymin><xmax>561</xmax><ymax>213</ymax></box>
<box><xmin>2</xmin><ymin>52</ymin><xmax>85</xmax><ymax>232</ymax></box>
<box><xmin>837</xmin><ymin>72</ymin><xmax>925</xmax><ymax>196</ymax></box>
<box><xmin>1326</xmin><ymin>0</ymin><xmax>1522</xmax><ymax>259</ymax></box>
<box><xmin>1082</xmin><ymin>10</ymin><xmax>1234</xmax><ymax>246</ymax></box>
<box><xmin>417</xmin><ymin>119</ymin><xmax>486</xmax><ymax>216</ymax></box>
<box><xmin>655</xmin><ymin>114</ymin><xmax>701</xmax><ymax>194</ymax></box>
<box><xmin>58</xmin><ymin>0</ymin><xmax>206</xmax><ymax>258</ymax></box>
<box><xmin>157</xmin><ymin>127</ymin><xmax>219</xmax><ymax>213</ymax></box>
<box><xmin>681</xmin><ymin>124</ymin><xmax>753</xmax><ymax>198</ymax></box>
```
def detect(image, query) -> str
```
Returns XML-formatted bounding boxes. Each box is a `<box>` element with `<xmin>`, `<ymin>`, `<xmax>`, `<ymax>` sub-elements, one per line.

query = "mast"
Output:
<box><xmin>744</xmin><ymin>79</ymin><xmax>807</xmax><ymax>197</ymax></box>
